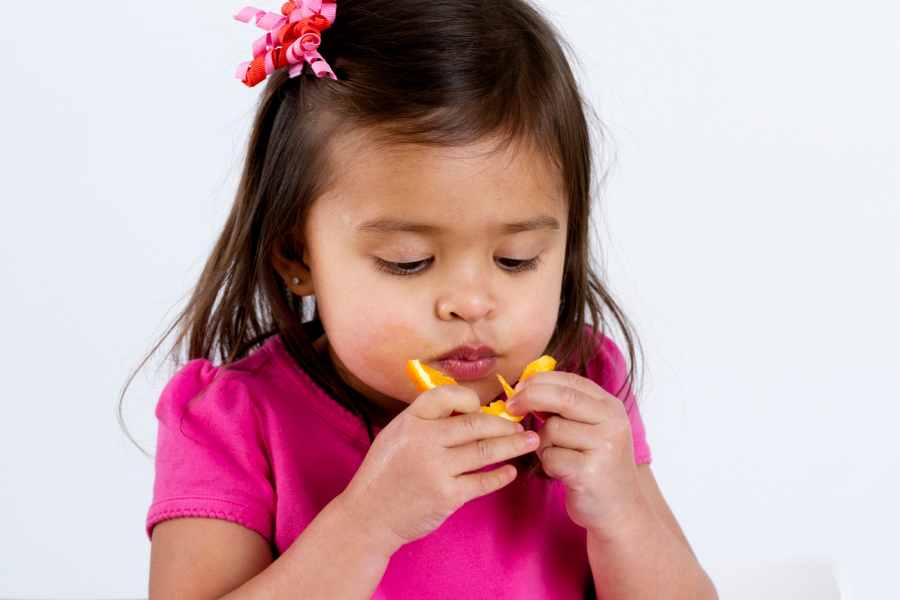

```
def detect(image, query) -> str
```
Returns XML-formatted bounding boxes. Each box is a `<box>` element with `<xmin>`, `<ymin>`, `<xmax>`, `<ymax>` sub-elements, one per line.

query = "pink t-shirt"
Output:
<box><xmin>147</xmin><ymin>334</ymin><xmax>650</xmax><ymax>599</ymax></box>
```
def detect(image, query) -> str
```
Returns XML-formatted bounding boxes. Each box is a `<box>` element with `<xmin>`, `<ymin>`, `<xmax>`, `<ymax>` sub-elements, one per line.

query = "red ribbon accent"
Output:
<box><xmin>235</xmin><ymin>1</ymin><xmax>337</xmax><ymax>87</ymax></box>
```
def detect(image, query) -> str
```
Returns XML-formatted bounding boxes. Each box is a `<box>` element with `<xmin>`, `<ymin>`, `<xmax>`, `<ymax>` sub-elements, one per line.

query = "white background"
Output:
<box><xmin>1</xmin><ymin>0</ymin><xmax>897</xmax><ymax>598</ymax></box>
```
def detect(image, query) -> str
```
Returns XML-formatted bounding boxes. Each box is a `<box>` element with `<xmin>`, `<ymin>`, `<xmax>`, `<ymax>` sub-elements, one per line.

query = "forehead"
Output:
<box><xmin>311</xmin><ymin>133</ymin><xmax>566</xmax><ymax>230</ymax></box>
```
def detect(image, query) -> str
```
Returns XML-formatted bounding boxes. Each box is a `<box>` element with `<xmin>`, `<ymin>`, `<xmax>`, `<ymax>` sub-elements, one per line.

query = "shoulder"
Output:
<box><xmin>155</xmin><ymin>337</ymin><xmax>284</xmax><ymax>435</ymax></box>
<box><xmin>149</xmin><ymin>345</ymin><xmax>286</xmax><ymax>543</ymax></box>
<box><xmin>155</xmin><ymin>334</ymin><xmax>371</xmax><ymax>446</ymax></box>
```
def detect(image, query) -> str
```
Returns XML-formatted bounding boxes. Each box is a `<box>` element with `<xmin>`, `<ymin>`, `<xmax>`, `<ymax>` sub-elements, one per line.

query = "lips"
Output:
<box><xmin>435</xmin><ymin>344</ymin><xmax>497</xmax><ymax>381</ymax></box>
<box><xmin>435</xmin><ymin>344</ymin><xmax>495</xmax><ymax>361</ymax></box>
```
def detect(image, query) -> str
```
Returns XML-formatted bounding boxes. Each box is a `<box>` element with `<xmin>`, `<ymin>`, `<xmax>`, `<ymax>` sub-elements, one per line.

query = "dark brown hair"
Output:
<box><xmin>121</xmin><ymin>0</ymin><xmax>641</xmax><ymax>470</ymax></box>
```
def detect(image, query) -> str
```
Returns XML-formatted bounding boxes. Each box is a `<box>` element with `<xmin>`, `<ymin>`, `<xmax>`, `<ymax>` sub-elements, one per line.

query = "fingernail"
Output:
<box><xmin>515</xmin><ymin>422</ymin><xmax>525</xmax><ymax>433</ymax></box>
<box><xmin>506</xmin><ymin>399</ymin><xmax>516</xmax><ymax>410</ymax></box>
<box><xmin>525</xmin><ymin>431</ymin><xmax>539</xmax><ymax>446</ymax></box>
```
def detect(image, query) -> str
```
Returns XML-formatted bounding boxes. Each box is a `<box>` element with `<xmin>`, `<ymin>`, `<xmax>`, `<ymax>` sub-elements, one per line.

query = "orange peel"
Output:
<box><xmin>497</xmin><ymin>374</ymin><xmax>516</xmax><ymax>399</ymax></box>
<box><xmin>520</xmin><ymin>355</ymin><xmax>557</xmax><ymax>381</ymax></box>
<box><xmin>404</xmin><ymin>355</ymin><xmax>557</xmax><ymax>423</ymax></box>
<box><xmin>489</xmin><ymin>356</ymin><xmax>557</xmax><ymax>422</ymax></box>
<box><xmin>406</xmin><ymin>359</ymin><xmax>458</xmax><ymax>393</ymax></box>
<box><xmin>481</xmin><ymin>398</ymin><xmax>522</xmax><ymax>422</ymax></box>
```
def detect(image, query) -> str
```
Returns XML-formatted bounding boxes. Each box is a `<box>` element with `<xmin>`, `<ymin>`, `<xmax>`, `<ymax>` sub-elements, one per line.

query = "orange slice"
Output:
<box><xmin>481</xmin><ymin>399</ymin><xmax>522</xmax><ymax>423</ymax></box>
<box><xmin>406</xmin><ymin>359</ymin><xmax>457</xmax><ymax>393</ymax></box>
<box><xmin>521</xmin><ymin>355</ymin><xmax>557</xmax><ymax>381</ymax></box>
<box><xmin>490</xmin><ymin>355</ymin><xmax>557</xmax><ymax>422</ymax></box>
<box><xmin>496</xmin><ymin>355</ymin><xmax>557</xmax><ymax>400</ymax></box>
<box><xmin>497</xmin><ymin>374</ymin><xmax>516</xmax><ymax>398</ymax></box>
<box><xmin>405</xmin><ymin>355</ymin><xmax>556</xmax><ymax>424</ymax></box>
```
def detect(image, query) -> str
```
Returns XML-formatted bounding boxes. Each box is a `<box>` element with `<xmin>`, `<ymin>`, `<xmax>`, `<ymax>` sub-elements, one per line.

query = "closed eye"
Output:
<box><xmin>374</xmin><ymin>257</ymin><xmax>433</xmax><ymax>276</ymax></box>
<box><xmin>495</xmin><ymin>256</ymin><xmax>542</xmax><ymax>273</ymax></box>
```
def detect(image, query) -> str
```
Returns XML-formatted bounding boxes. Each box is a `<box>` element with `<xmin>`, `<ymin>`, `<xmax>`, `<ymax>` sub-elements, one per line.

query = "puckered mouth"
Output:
<box><xmin>434</xmin><ymin>344</ymin><xmax>496</xmax><ymax>361</ymax></box>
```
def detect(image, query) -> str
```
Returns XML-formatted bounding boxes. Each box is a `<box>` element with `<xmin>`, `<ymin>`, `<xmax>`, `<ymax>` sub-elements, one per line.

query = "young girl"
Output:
<box><xmin>143</xmin><ymin>0</ymin><xmax>717</xmax><ymax>598</ymax></box>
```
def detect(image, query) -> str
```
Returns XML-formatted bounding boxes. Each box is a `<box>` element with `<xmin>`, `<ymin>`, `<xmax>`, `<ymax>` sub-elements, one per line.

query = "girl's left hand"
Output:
<box><xmin>506</xmin><ymin>371</ymin><xmax>648</xmax><ymax>536</ymax></box>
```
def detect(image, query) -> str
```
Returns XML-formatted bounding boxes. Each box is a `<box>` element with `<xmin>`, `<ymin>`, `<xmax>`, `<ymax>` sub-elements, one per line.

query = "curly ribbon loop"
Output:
<box><xmin>234</xmin><ymin>1</ymin><xmax>337</xmax><ymax>87</ymax></box>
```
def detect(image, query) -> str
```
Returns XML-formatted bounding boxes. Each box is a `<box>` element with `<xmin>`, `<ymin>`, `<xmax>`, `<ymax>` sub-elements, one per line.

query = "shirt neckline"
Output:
<box><xmin>265</xmin><ymin>334</ymin><xmax>383</xmax><ymax>447</ymax></box>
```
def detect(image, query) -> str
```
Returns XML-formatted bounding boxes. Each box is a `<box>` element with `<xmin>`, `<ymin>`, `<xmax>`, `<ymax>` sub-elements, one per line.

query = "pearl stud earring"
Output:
<box><xmin>292</xmin><ymin>277</ymin><xmax>300</xmax><ymax>285</ymax></box>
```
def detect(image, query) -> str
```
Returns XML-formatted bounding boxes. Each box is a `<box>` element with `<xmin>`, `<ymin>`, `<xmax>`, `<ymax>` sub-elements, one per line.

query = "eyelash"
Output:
<box><xmin>495</xmin><ymin>256</ymin><xmax>542</xmax><ymax>273</ymax></box>
<box><xmin>374</xmin><ymin>256</ymin><xmax>542</xmax><ymax>276</ymax></box>
<box><xmin>375</xmin><ymin>258</ymin><xmax>433</xmax><ymax>276</ymax></box>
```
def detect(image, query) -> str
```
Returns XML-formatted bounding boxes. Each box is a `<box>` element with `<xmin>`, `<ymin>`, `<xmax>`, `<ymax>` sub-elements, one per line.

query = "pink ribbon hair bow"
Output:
<box><xmin>234</xmin><ymin>0</ymin><xmax>338</xmax><ymax>87</ymax></box>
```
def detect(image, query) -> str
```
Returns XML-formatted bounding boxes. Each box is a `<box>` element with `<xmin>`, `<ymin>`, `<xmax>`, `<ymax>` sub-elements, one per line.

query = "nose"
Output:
<box><xmin>435</xmin><ymin>267</ymin><xmax>497</xmax><ymax>323</ymax></box>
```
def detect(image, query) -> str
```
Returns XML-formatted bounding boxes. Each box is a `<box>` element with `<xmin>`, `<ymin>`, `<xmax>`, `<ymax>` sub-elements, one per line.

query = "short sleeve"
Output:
<box><xmin>146</xmin><ymin>359</ymin><xmax>276</xmax><ymax>541</ymax></box>
<box><xmin>587</xmin><ymin>335</ymin><xmax>651</xmax><ymax>465</ymax></box>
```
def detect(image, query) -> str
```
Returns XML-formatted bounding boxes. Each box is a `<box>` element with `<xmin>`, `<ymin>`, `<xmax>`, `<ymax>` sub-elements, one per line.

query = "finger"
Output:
<box><xmin>456</xmin><ymin>464</ymin><xmax>518</xmax><ymax>501</ymax></box>
<box><xmin>508</xmin><ymin>379</ymin><xmax>608</xmax><ymax>424</ymax></box>
<box><xmin>515</xmin><ymin>370</ymin><xmax>604</xmax><ymax>398</ymax></box>
<box><xmin>540</xmin><ymin>446</ymin><xmax>586</xmax><ymax>481</ymax></box>
<box><xmin>437</xmin><ymin>411</ymin><xmax>524</xmax><ymax>448</ymax></box>
<box><xmin>451</xmin><ymin>430</ymin><xmax>540</xmax><ymax>473</ymax></box>
<box><xmin>532</xmin><ymin>410</ymin><xmax>552</xmax><ymax>423</ymax></box>
<box><xmin>410</xmin><ymin>384</ymin><xmax>481</xmax><ymax>420</ymax></box>
<box><xmin>538</xmin><ymin>416</ymin><xmax>598</xmax><ymax>451</ymax></box>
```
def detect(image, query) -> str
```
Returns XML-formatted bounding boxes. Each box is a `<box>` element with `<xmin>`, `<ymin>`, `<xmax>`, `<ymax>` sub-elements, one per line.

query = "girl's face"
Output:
<box><xmin>298</xmin><ymin>134</ymin><xmax>567</xmax><ymax>414</ymax></box>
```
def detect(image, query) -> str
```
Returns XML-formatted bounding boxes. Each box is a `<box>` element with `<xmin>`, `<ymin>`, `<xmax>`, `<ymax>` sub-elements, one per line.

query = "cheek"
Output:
<box><xmin>510</xmin><ymin>261</ymin><xmax>564</xmax><ymax>351</ymax></box>
<box><xmin>510</xmin><ymin>292</ymin><xmax>560</xmax><ymax>355</ymax></box>
<box><xmin>316</xmin><ymin>282</ymin><xmax>427</xmax><ymax>396</ymax></box>
<box><xmin>337</xmin><ymin>321</ymin><xmax>420</xmax><ymax>366</ymax></box>
<box><xmin>335</xmin><ymin>323</ymin><xmax>427</xmax><ymax>402</ymax></box>
<box><xmin>316</xmin><ymin>273</ymin><xmax>421</xmax><ymax>348</ymax></box>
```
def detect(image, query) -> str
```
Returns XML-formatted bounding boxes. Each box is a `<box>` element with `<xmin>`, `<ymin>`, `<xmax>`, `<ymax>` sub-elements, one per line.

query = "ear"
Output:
<box><xmin>271</xmin><ymin>233</ymin><xmax>315</xmax><ymax>297</ymax></box>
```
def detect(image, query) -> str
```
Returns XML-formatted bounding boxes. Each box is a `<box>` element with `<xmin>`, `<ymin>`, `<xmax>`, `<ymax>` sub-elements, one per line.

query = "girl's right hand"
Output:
<box><xmin>335</xmin><ymin>384</ymin><xmax>539</xmax><ymax>556</ymax></box>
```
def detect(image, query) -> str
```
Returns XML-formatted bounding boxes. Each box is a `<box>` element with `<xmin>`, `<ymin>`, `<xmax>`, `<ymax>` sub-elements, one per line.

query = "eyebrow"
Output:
<box><xmin>356</xmin><ymin>219</ymin><xmax>439</xmax><ymax>234</ymax></box>
<box><xmin>356</xmin><ymin>215</ymin><xmax>560</xmax><ymax>235</ymax></box>
<box><xmin>499</xmin><ymin>215</ymin><xmax>561</xmax><ymax>235</ymax></box>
